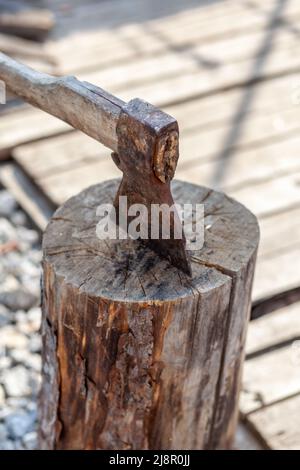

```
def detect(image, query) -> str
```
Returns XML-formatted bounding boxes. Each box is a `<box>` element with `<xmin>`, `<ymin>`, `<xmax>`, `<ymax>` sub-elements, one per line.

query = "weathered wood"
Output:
<box><xmin>13</xmin><ymin>103</ymin><xmax>300</xmax><ymax>183</ymax></box>
<box><xmin>0</xmin><ymin>33</ymin><xmax>55</xmax><ymax>67</ymax></box>
<box><xmin>0</xmin><ymin>163</ymin><xmax>55</xmax><ymax>230</ymax></box>
<box><xmin>240</xmin><ymin>298</ymin><xmax>300</xmax><ymax>424</ymax></box>
<box><xmin>1</xmin><ymin>67</ymin><xmax>297</xmax><ymax>157</ymax></box>
<box><xmin>241</xmin><ymin>346</ymin><xmax>300</xmax><ymax>415</ymax></box>
<box><xmin>40</xmin><ymin>179</ymin><xmax>259</xmax><ymax>450</ymax></box>
<box><xmin>246</xmin><ymin>394</ymin><xmax>300</xmax><ymax>450</ymax></box>
<box><xmin>246</xmin><ymin>300</ymin><xmax>300</xmax><ymax>357</ymax></box>
<box><xmin>50</xmin><ymin>0</ymin><xmax>300</xmax><ymax>74</ymax></box>
<box><xmin>0</xmin><ymin>1</ymin><xmax>55</xmax><ymax>40</ymax></box>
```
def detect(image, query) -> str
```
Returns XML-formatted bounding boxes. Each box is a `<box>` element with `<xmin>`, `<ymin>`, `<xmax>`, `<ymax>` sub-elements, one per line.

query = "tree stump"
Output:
<box><xmin>39</xmin><ymin>179</ymin><xmax>259</xmax><ymax>450</ymax></box>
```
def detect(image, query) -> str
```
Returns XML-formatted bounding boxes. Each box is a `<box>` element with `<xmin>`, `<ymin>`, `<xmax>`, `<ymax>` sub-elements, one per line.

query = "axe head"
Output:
<box><xmin>111</xmin><ymin>98</ymin><xmax>192</xmax><ymax>276</ymax></box>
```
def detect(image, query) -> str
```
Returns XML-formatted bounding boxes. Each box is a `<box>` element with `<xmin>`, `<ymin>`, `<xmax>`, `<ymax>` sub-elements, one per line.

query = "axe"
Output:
<box><xmin>0</xmin><ymin>52</ymin><xmax>192</xmax><ymax>275</ymax></box>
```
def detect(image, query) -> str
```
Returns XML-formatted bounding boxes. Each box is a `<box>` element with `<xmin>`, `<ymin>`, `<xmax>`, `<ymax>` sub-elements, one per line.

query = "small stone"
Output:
<box><xmin>0</xmin><ymin>288</ymin><xmax>37</xmax><ymax>311</ymax></box>
<box><xmin>6</xmin><ymin>397</ymin><xmax>29</xmax><ymax>409</ymax></box>
<box><xmin>1</xmin><ymin>251</ymin><xmax>22</xmax><ymax>274</ymax></box>
<box><xmin>26</xmin><ymin>401</ymin><xmax>37</xmax><ymax>413</ymax></box>
<box><xmin>10</xmin><ymin>210</ymin><xmax>28</xmax><ymax>227</ymax></box>
<box><xmin>0</xmin><ymin>304</ymin><xmax>9</xmax><ymax>315</ymax></box>
<box><xmin>5</xmin><ymin>410</ymin><xmax>36</xmax><ymax>439</ymax></box>
<box><xmin>16</xmin><ymin>307</ymin><xmax>41</xmax><ymax>335</ymax></box>
<box><xmin>28</xmin><ymin>249</ymin><xmax>42</xmax><ymax>265</ymax></box>
<box><xmin>0</xmin><ymin>325</ymin><xmax>28</xmax><ymax>349</ymax></box>
<box><xmin>29</xmin><ymin>333</ymin><xmax>42</xmax><ymax>354</ymax></box>
<box><xmin>0</xmin><ymin>190</ymin><xmax>17</xmax><ymax>218</ymax></box>
<box><xmin>28</xmin><ymin>370</ymin><xmax>41</xmax><ymax>395</ymax></box>
<box><xmin>0</xmin><ymin>218</ymin><xmax>17</xmax><ymax>243</ymax></box>
<box><xmin>0</xmin><ymin>422</ymin><xmax>8</xmax><ymax>441</ymax></box>
<box><xmin>27</xmin><ymin>307</ymin><xmax>41</xmax><ymax>330</ymax></box>
<box><xmin>0</xmin><ymin>355</ymin><xmax>12</xmax><ymax>370</ymax></box>
<box><xmin>10</xmin><ymin>349</ymin><xmax>41</xmax><ymax>372</ymax></box>
<box><xmin>26</xmin><ymin>354</ymin><xmax>41</xmax><ymax>372</ymax></box>
<box><xmin>0</xmin><ymin>274</ymin><xmax>20</xmax><ymax>293</ymax></box>
<box><xmin>16</xmin><ymin>226</ymin><xmax>39</xmax><ymax>248</ymax></box>
<box><xmin>0</xmin><ymin>407</ymin><xmax>12</xmax><ymax>420</ymax></box>
<box><xmin>0</xmin><ymin>440</ymin><xmax>15</xmax><ymax>450</ymax></box>
<box><xmin>1</xmin><ymin>365</ymin><xmax>31</xmax><ymax>397</ymax></box>
<box><xmin>0</xmin><ymin>304</ymin><xmax>10</xmax><ymax>327</ymax></box>
<box><xmin>22</xmin><ymin>431</ymin><xmax>37</xmax><ymax>450</ymax></box>
<box><xmin>14</xmin><ymin>440</ymin><xmax>25</xmax><ymax>450</ymax></box>
<box><xmin>0</xmin><ymin>383</ymin><xmax>5</xmax><ymax>405</ymax></box>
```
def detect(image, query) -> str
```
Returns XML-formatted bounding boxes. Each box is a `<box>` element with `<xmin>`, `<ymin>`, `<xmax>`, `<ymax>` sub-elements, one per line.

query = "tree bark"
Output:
<box><xmin>39</xmin><ymin>179</ymin><xmax>259</xmax><ymax>450</ymax></box>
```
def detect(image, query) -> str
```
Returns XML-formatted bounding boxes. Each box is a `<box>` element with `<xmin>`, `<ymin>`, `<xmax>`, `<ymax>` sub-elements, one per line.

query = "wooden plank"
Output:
<box><xmin>13</xmin><ymin>132</ymin><xmax>108</xmax><ymax>178</ymax></box>
<box><xmin>228</xmin><ymin>171</ymin><xmax>300</xmax><ymax>218</ymax></box>
<box><xmin>9</xmin><ymin>72</ymin><xmax>300</xmax><ymax>172</ymax></box>
<box><xmin>0</xmin><ymin>33</ymin><xmax>55</xmax><ymax>68</ymax></box>
<box><xmin>0</xmin><ymin>163</ymin><xmax>55</xmax><ymax>230</ymax></box>
<box><xmin>0</xmin><ymin>107</ymin><xmax>72</xmax><ymax>158</ymax></box>
<box><xmin>111</xmin><ymin>43</ymin><xmax>300</xmax><ymax>107</ymax></box>
<box><xmin>246</xmin><ymin>301</ymin><xmax>300</xmax><ymax>357</ymax></box>
<box><xmin>29</xmin><ymin>160</ymin><xmax>300</xmax><ymax>218</ymax></box>
<box><xmin>178</xmin><ymin>106</ymin><xmax>300</xmax><ymax>170</ymax></box>
<box><xmin>51</xmin><ymin>0</ymin><xmax>300</xmax><ymax>73</ymax></box>
<box><xmin>252</xmin><ymin>206</ymin><xmax>300</xmax><ymax>300</ymax></box>
<box><xmin>54</xmin><ymin>19</ymin><xmax>300</xmax><ymax>78</ymax></box>
<box><xmin>246</xmin><ymin>394</ymin><xmax>300</xmax><ymax>449</ymax></box>
<box><xmin>177</xmin><ymin>134</ymin><xmax>300</xmax><ymax>189</ymax></box>
<box><xmin>0</xmin><ymin>1</ymin><xmax>55</xmax><ymax>40</ymax></box>
<box><xmin>49</xmin><ymin>0</ymin><xmax>273</xmax><ymax>38</ymax></box>
<box><xmin>258</xmin><ymin>206</ymin><xmax>300</xmax><ymax>259</ymax></box>
<box><xmin>168</xmin><ymin>73</ymin><xmax>300</xmax><ymax>133</ymax></box>
<box><xmin>3</xmin><ymin>68</ymin><xmax>299</xmax><ymax>157</ymax></box>
<box><xmin>36</xmin><ymin>159</ymin><xmax>121</xmax><ymax>205</ymax></box>
<box><xmin>13</xmin><ymin>126</ymin><xmax>300</xmax><ymax>194</ymax></box>
<box><xmin>240</xmin><ymin>344</ymin><xmax>300</xmax><ymax>415</ymax></box>
<box><xmin>253</xmin><ymin>247</ymin><xmax>300</xmax><ymax>301</ymax></box>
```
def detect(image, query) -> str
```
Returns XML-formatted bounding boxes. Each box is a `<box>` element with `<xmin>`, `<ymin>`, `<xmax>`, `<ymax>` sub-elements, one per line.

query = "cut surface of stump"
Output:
<box><xmin>40</xmin><ymin>179</ymin><xmax>259</xmax><ymax>450</ymax></box>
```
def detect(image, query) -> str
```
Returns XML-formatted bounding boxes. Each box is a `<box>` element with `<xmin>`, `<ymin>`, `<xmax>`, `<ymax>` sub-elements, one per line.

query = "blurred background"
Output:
<box><xmin>0</xmin><ymin>0</ymin><xmax>300</xmax><ymax>450</ymax></box>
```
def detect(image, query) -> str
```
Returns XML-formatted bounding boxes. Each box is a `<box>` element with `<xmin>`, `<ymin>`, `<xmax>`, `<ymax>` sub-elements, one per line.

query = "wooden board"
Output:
<box><xmin>246</xmin><ymin>394</ymin><xmax>300</xmax><ymax>450</ymax></box>
<box><xmin>12</xmin><ymin>108</ymin><xmax>300</xmax><ymax>182</ymax></box>
<box><xmin>0</xmin><ymin>1</ymin><xmax>55</xmax><ymax>40</ymax></box>
<box><xmin>253</xmin><ymin>248</ymin><xmax>300</xmax><ymax>301</ymax></box>
<box><xmin>241</xmin><ymin>345</ymin><xmax>300</xmax><ymax>414</ymax></box>
<box><xmin>246</xmin><ymin>301</ymin><xmax>300</xmax><ymax>357</ymax></box>
<box><xmin>0</xmin><ymin>163</ymin><xmax>55</xmax><ymax>230</ymax></box>
<box><xmin>0</xmin><ymin>107</ymin><xmax>73</xmax><ymax>158</ymax></box>
<box><xmin>49</xmin><ymin>0</ymin><xmax>300</xmax><ymax>74</ymax></box>
<box><xmin>241</xmin><ymin>301</ymin><xmax>300</xmax><ymax>414</ymax></box>
<box><xmin>4</xmin><ymin>69</ymin><xmax>299</xmax><ymax>157</ymax></box>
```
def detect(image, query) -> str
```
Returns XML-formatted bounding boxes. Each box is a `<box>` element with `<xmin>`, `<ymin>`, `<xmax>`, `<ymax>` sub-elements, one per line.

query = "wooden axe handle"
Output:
<box><xmin>0</xmin><ymin>52</ymin><xmax>125</xmax><ymax>152</ymax></box>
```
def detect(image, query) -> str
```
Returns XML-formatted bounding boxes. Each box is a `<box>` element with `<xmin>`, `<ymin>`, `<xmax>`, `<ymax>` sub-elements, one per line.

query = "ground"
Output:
<box><xmin>0</xmin><ymin>188</ymin><xmax>41</xmax><ymax>450</ymax></box>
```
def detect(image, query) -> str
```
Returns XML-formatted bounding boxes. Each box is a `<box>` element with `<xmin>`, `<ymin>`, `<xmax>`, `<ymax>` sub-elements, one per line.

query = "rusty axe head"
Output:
<box><xmin>111</xmin><ymin>98</ymin><xmax>191</xmax><ymax>276</ymax></box>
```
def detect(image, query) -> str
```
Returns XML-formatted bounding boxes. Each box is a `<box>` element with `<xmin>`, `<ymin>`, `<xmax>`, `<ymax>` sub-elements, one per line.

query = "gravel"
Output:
<box><xmin>0</xmin><ymin>188</ymin><xmax>42</xmax><ymax>450</ymax></box>
<box><xmin>0</xmin><ymin>191</ymin><xmax>17</xmax><ymax>218</ymax></box>
<box><xmin>2</xmin><ymin>365</ymin><xmax>32</xmax><ymax>398</ymax></box>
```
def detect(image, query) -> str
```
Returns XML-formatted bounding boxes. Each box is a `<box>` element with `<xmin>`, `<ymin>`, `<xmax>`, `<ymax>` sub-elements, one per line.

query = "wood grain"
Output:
<box><xmin>40</xmin><ymin>179</ymin><xmax>259</xmax><ymax>449</ymax></box>
<box><xmin>0</xmin><ymin>53</ymin><xmax>124</xmax><ymax>152</ymax></box>
<box><xmin>246</xmin><ymin>394</ymin><xmax>300</xmax><ymax>449</ymax></box>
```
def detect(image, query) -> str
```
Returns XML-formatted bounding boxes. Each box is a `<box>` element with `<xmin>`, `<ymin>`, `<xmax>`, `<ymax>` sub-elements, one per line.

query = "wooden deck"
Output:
<box><xmin>1</xmin><ymin>0</ymin><xmax>300</xmax><ymax>449</ymax></box>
